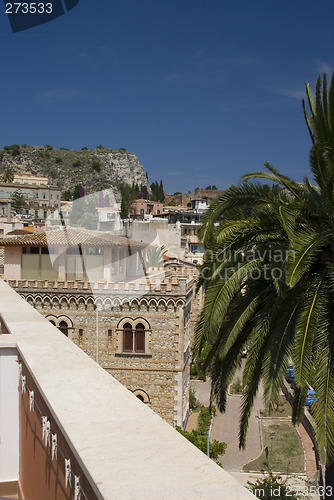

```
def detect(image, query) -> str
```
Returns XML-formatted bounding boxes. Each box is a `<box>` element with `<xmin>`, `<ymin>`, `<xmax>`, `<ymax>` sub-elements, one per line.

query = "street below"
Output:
<box><xmin>191</xmin><ymin>359</ymin><xmax>263</xmax><ymax>472</ymax></box>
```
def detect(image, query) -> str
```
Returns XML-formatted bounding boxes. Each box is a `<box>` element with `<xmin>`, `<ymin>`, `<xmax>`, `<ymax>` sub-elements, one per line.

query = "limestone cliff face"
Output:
<box><xmin>96</xmin><ymin>151</ymin><xmax>148</xmax><ymax>189</ymax></box>
<box><xmin>0</xmin><ymin>147</ymin><xmax>149</xmax><ymax>198</ymax></box>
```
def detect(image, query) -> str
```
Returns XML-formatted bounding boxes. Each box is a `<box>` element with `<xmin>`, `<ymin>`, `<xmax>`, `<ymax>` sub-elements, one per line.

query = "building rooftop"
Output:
<box><xmin>0</xmin><ymin>227</ymin><xmax>146</xmax><ymax>248</ymax></box>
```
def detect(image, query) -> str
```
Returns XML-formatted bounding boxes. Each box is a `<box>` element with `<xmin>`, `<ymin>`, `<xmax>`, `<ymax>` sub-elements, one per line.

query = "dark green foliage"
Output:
<box><xmin>1</xmin><ymin>168</ymin><xmax>14</xmax><ymax>183</ymax></box>
<box><xmin>150</xmin><ymin>180</ymin><xmax>165</xmax><ymax>202</ymax></box>
<box><xmin>91</xmin><ymin>160</ymin><xmax>101</xmax><ymax>173</ymax></box>
<box><xmin>194</xmin><ymin>73</ymin><xmax>334</xmax><ymax>491</ymax></box>
<box><xmin>48</xmin><ymin>169</ymin><xmax>57</xmax><ymax>179</ymax></box>
<box><xmin>140</xmin><ymin>184</ymin><xmax>149</xmax><ymax>199</ymax></box>
<box><xmin>120</xmin><ymin>197</ymin><xmax>128</xmax><ymax>219</ymax></box>
<box><xmin>230</xmin><ymin>378</ymin><xmax>244</xmax><ymax>395</ymax></box>
<box><xmin>176</xmin><ymin>405</ymin><xmax>225</xmax><ymax>459</ymax></box>
<box><xmin>81</xmin><ymin>147</ymin><xmax>88</xmax><ymax>150</ymax></box>
<box><xmin>73</xmin><ymin>185</ymin><xmax>83</xmax><ymax>200</ymax></box>
<box><xmin>11</xmin><ymin>190</ymin><xmax>26</xmax><ymax>213</ymax></box>
<box><xmin>96</xmin><ymin>145</ymin><xmax>105</xmax><ymax>150</ymax></box>
<box><xmin>247</xmin><ymin>471</ymin><xmax>302</xmax><ymax>499</ymax></box>
<box><xmin>197</xmin><ymin>406</ymin><xmax>214</xmax><ymax>434</ymax></box>
<box><xmin>189</xmin><ymin>387</ymin><xmax>201</xmax><ymax>411</ymax></box>
<box><xmin>4</xmin><ymin>144</ymin><xmax>20</xmax><ymax>157</ymax></box>
<box><xmin>21</xmin><ymin>144</ymin><xmax>28</xmax><ymax>148</ymax></box>
<box><xmin>173</xmin><ymin>191</ymin><xmax>182</xmax><ymax>195</ymax></box>
<box><xmin>61</xmin><ymin>190</ymin><xmax>72</xmax><ymax>201</ymax></box>
<box><xmin>55</xmin><ymin>157</ymin><xmax>63</xmax><ymax>164</ymax></box>
<box><xmin>45</xmin><ymin>145</ymin><xmax>53</xmax><ymax>150</ymax></box>
<box><xmin>176</xmin><ymin>427</ymin><xmax>226</xmax><ymax>459</ymax></box>
<box><xmin>118</xmin><ymin>182</ymin><xmax>142</xmax><ymax>219</ymax></box>
<box><xmin>38</xmin><ymin>150</ymin><xmax>50</xmax><ymax>158</ymax></box>
<box><xmin>190</xmin><ymin>362</ymin><xmax>206</xmax><ymax>380</ymax></box>
<box><xmin>118</xmin><ymin>148</ymin><xmax>127</xmax><ymax>152</ymax></box>
<box><xmin>72</xmin><ymin>160</ymin><xmax>81</xmax><ymax>168</ymax></box>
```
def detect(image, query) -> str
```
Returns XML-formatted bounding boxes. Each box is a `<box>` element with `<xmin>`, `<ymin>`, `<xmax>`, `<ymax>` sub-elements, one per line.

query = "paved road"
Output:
<box><xmin>191</xmin><ymin>360</ymin><xmax>263</xmax><ymax>472</ymax></box>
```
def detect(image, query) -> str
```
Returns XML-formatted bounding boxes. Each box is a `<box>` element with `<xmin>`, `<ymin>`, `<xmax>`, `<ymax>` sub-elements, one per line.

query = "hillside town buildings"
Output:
<box><xmin>0</xmin><ymin>179</ymin><xmax>213</xmax><ymax>429</ymax></box>
<box><xmin>0</xmin><ymin>173</ymin><xmax>61</xmax><ymax>220</ymax></box>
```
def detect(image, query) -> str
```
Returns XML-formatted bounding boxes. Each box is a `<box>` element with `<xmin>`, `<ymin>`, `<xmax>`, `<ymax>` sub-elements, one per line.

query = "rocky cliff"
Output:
<box><xmin>0</xmin><ymin>146</ymin><xmax>149</xmax><ymax>198</ymax></box>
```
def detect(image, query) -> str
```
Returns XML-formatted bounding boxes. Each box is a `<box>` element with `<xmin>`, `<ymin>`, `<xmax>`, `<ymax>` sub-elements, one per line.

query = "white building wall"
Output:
<box><xmin>0</xmin><ymin>348</ymin><xmax>19</xmax><ymax>482</ymax></box>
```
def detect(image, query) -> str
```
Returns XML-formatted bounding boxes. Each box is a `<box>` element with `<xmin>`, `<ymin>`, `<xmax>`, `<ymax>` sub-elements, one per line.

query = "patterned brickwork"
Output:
<box><xmin>7</xmin><ymin>273</ymin><xmax>197</xmax><ymax>428</ymax></box>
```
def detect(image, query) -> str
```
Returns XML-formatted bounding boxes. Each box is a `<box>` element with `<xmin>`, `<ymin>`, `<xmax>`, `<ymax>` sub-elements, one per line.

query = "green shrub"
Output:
<box><xmin>72</xmin><ymin>160</ymin><xmax>81</xmax><ymax>168</ymax></box>
<box><xmin>176</xmin><ymin>426</ymin><xmax>226</xmax><ymax>459</ymax></box>
<box><xmin>197</xmin><ymin>406</ymin><xmax>215</xmax><ymax>434</ymax></box>
<box><xmin>190</xmin><ymin>362</ymin><xmax>206</xmax><ymax>381</ymax></box>
<box><xmin>247</xmin><ymin>471</ymin><xmax>302</xmax><ymax>499</ymax></box>
<box><xmin>48</xmin><ymin>169</ymin><xmax>57</xmax><ymax>179</ymax></box>
<box><xmin>189</xmin><ymin>387</ymin><xmax>201</xmax><ymax>411</ymax></box>
<box><xmin>92</xmin><ymin>160</ymin><xmax>102</xmax><ymax>172</ymax></box>
<box><xmin>230</xmin><ymin>378</ymin><xmax>244</xmax><ymax>395</ymax></box>
<box><xmin>4</xmin><ymin>144</ymin><xmax>20</xmax><ymax>156</ymax></box>
<box><xmin>55</xmin><ymin>157</ymin><xmax>63</xmax><ymax>164</ymax></box>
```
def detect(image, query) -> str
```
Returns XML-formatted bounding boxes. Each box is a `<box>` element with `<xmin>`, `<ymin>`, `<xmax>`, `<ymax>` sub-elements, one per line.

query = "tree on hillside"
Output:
<box><xmin>4</xmin><ymin>144</ymin><xmax>20</xmax><ymax>157</ymax></box>
<box><xmin>11</xmin><ymin>190</ymin><xmax>26</xmax><ymax>213</ymax></box>
<box><xmin>194</xmin><ymin>73</ymin><xmax>334</xmax><ymax>497</ymax></box>
<box><xmin>150</xmin><ymin>180</ymin><xmax>165</xmax><ymax>202</ymax></box>
<box><xmin>73</xmin><ymin>185</ymin><xmax>84</xmax><ymax>201</ymax></box>
<box><xmin>118</xmin><ymin>183</ymin><xmax>142</xmax><ymax>219</ymax></box>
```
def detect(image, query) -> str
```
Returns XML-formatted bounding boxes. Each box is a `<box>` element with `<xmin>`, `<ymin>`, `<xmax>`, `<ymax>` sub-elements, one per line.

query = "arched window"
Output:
<box><xmin>136</xmin><ymin>394</ymin><xmax>145</xmax><ymax>402</ymax></box>
<box><xmin>49</xmin><ymin>320</ymin><xmax>56</xmax><ymax>326</ymax></box>
<box><xmin>59</xmin><ymin>321</ymin><xmax>69</xmax><ymax>337</ymax></box>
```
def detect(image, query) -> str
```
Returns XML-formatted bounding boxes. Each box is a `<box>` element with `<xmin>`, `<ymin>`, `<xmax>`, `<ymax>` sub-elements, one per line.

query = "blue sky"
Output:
<box><xmin>0</xmin><ymin>0</ymin><xmax>333</xmax><ymax>193</ymax></box>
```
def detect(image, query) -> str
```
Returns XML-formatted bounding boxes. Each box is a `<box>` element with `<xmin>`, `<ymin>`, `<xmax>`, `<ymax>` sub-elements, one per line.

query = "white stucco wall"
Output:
<box><xmin>4</xmin><ymin>247</ymin><xmax>21</xmax><ymax>280</ymax></box>
<box><xmin>0</xmin><ymin>348</ymin><xmax>19</xmax><ymax>482</ymax></box>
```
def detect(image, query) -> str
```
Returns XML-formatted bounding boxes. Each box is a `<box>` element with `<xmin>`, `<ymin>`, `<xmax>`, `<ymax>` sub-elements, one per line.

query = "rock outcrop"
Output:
<box><xmin>0</xmin><ymin>146</ymin><xmax>149</xmax><ymax>198</ymax></box>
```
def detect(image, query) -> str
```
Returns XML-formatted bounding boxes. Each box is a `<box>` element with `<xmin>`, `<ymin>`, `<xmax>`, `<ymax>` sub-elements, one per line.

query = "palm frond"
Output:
<box><xmin>286</xmin><ymin>231</ymin><xmax>327</xmax><ymax>287</ymax></box>
<box><xmin>293</xmin><ymin>275</ymin><xmax>325</xmax><ymax>387</ymax></box>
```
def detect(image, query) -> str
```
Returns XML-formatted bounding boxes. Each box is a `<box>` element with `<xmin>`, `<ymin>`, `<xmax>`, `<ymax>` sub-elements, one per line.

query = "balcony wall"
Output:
<box><xmin>0</xmin><ymin>279</ymin><xmax>255</xmax><ymax>499</ymax></box>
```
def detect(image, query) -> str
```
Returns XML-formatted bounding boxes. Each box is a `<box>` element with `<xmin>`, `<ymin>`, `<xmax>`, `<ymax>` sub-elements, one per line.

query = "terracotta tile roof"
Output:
<box><xmin>6</xmin><ymin>229</ymin><xmax>32</xmax><ymax>235</ymax></box>
<box><xmin>0</xmin><ymin>228</ymin><xmax>146</xmax><ymax>248</ymax></box>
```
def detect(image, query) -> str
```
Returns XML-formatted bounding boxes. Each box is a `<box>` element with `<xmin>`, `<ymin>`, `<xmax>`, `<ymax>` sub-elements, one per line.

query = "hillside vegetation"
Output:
<box><xmin>0</xmin><ymin>144</ymin><xmax>149</xmax><ymax>199</ymax></box>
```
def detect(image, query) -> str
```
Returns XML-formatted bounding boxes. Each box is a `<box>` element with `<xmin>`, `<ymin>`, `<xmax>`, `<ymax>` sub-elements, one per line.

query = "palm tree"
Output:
<box><xmin>194</xmin><ymin>73</ymin><xmax>334</xmax><ymax>497</ymax></box>
<box><xmin>1</xmin><ymin>168</ymin><xmax>14</xmax><ymax>183</ymax></box>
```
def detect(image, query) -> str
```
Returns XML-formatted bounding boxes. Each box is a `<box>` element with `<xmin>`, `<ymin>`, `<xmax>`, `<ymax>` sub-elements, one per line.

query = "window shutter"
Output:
<box><xmin>123</xmin><ymin>324</ymin><xmax>133</xmax><ymax>352</ymax></box>
<box><xmin>135</xmin><ymin>324</ymin><xmax>145</xmax><ymax>353</ymax></box>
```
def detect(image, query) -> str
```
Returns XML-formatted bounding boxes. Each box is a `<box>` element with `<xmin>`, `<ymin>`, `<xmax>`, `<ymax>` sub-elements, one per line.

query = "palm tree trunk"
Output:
<box><xmin>325</xmin><ymin>462</ymin><xmax>334</xmax><ymax>499</ymax></box>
